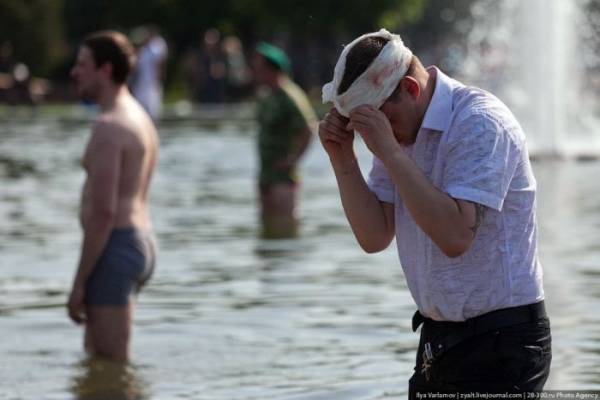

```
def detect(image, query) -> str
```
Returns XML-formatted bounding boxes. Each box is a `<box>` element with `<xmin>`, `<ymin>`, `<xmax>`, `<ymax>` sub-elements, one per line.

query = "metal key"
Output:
<box><xmin>421</xmin><ymin>358</ymin><xmax>432</xmax><ymax>381</ymax></box>
<box><xmin>421</xmin><ymin>342</ymin><xmax>435</xmax><ymax>381</ymax></box>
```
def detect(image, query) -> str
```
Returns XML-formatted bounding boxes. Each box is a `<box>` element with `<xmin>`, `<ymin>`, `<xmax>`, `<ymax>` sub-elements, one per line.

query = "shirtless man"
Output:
<box><xmin>67</xmin><ymin>31</ymin><xmax>159</xmax><ymax>362</ymax></box>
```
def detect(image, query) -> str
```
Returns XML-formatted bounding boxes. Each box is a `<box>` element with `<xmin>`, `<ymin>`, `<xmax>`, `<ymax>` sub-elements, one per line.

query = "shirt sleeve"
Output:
<box><xmin>367</xmin><ymin>156</ymin><xmax>395</xmax><ymax>204</ymax></box>
<box><xmin>442</xmin><ymin>112</ymin><xmax>520</xmax><ymax>211</ymax></box>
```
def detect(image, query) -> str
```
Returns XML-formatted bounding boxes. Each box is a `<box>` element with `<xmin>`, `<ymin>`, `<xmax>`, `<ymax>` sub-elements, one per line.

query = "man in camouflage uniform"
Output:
<box><xmin>253</xmin><ymin>42</ymin><xmax>316</xmax><ymax>238</ymax></box>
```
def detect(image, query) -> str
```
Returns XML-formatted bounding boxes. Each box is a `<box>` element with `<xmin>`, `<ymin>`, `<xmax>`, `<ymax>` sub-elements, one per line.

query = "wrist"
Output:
<box><xmin>331</xmin><ymin>154</ymin><xmax>359</xmax><ymax>174</ymax></box>
<box><xmin>72</xmin><ymin>271</ymin><xmax>86</xmax><ymax>288</ymax></box>
<box><xmin>379</xmin><ymin>141</ymin><xmax>405</xmax><ymax>167</ymax></box>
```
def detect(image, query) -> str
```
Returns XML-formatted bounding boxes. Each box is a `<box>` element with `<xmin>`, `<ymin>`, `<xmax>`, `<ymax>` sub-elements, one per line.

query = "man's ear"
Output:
<box><xmin>401</xmin><ymin>76</ymin><xmax>420</xmax><ymax>99</ymax></box>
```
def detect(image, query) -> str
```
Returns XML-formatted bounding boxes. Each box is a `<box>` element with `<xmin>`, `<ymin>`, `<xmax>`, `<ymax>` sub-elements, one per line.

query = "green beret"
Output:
<box><xmin>256</xmin><ymin>41</ymin><xmax>291</xmax><ymax>73</ymax></box>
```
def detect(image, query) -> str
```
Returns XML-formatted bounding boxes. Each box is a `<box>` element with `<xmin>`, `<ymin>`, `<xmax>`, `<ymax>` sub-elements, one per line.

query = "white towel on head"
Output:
<box><xmin>322</xmin><ymin>29</ymin><xmax>413</xmax><ymax>117</ymax></box>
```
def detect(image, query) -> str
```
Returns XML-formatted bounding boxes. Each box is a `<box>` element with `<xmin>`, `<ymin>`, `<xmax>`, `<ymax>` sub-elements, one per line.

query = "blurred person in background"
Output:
<box><xmin>252</xmin><ymin>42</ymin><xmax>316</xmax><ymax>238</ymax></box>
<box><xmin>319</xmin><ymin>29</ymin><xmax>550</xmax><ymax>396</ymax></box>
<box><xmin>222</xmin><ymin>35</ymin><xmax>251</xmax><ymax>101</ymax></box>
<box><xmin>68</xmin><ymin>30</ymin><xmax>159</xmax><ymax>362</ymax></box>
<box><xmin>0</xmin><ymin>40</ymin><xmax>47</xmax><ymax>106</ymax></box>
<box><xmin>129</xmin><ymin>25</ymin><xmax>168</xmax><ymax>121</ymax></box>
<box><xmin>182</xmin><ymin>28</ymin><xmax>227</xmax><ymax>103</ymax></box>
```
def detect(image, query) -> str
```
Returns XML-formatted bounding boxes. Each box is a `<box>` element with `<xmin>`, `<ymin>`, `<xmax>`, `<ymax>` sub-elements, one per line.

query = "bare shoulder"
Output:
<box><xmin>92</xmin><ymin>103</ymin><xmax>153</xmax><ymax>147</ymax></box>
<box><xmin>90</xmin><ymin>114</ymin><xmax>127</xmax><ymax>146</ymax></box>
<box><xmin>119</xmin><ymin>98</ymin><xmax>158</xmax><ymax>142</ymax></box>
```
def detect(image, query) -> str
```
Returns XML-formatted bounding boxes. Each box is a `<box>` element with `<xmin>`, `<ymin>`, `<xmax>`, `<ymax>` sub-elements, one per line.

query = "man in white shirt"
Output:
<box><xmin>130</xmin><ymin>26</ymin><xmax>168</xmax><ymax>121</ymax></box>
<box><xmin>319</xmin><ymin>29</ymin><xmax>551</xmax><ymax>396</ymax></box>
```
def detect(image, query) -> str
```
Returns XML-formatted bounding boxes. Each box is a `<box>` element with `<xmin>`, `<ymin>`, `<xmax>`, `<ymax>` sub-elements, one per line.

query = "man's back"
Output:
<box><xmin>81</xmin><ymin>94</ymin><xmax>158</xmax><ymax>230</ymax></box>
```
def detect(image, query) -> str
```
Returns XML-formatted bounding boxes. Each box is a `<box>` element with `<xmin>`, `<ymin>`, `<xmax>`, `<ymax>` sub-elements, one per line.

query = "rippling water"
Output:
<box><xmin>1</xmin><ymin>108</ymin><xmax>600</xmax><ymax>399</ymax></box>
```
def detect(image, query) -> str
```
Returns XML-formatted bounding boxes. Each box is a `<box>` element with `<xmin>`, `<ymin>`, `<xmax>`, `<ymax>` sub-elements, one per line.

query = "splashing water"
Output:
<box><xmin>460</xmin><ymin>0</ymin><xmax>600</xmax><ymax>158</ymax></box>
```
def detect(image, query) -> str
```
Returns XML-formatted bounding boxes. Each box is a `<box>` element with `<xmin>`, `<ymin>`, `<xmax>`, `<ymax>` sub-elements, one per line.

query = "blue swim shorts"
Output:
<box><xmin>84</xmin><ymin>227</ymin><xmax>156</xmax><ymax>306</ymax></box>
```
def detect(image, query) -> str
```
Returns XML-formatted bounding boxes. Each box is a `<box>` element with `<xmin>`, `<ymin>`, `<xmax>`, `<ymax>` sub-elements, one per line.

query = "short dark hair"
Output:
<box><xmin>83</xmin><ymin>30</ymin><xmax>136</xmax><ymax>84</ymax></box>
<box><xmin>337</xmin><ymin>36</ymin><xmax>389</xmax><ymax>95</ymax></box>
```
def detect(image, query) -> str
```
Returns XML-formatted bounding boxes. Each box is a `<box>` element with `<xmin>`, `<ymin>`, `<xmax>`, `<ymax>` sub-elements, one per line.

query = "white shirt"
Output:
<box><xmin>367</xmin><ymin>67</ymin><xmax>544</xmax><ymax>321</ymax></box>
<box><xmin>132</xmin><ymin>36</ymin><xmax>168</xmax><ymax>120</ymax></box>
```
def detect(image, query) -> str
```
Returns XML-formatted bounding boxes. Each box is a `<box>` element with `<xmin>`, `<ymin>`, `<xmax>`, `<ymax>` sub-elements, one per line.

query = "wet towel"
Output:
<box><xmin>322</xmin><ymin>29</ymin><xmax>413</xmax><ymax>117</ymax></box>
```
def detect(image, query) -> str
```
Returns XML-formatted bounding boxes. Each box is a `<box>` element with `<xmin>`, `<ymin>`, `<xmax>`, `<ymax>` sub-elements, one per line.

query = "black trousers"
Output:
<box><xmin>409</xmin><ymin>303</ymin><xmax>552</xmax><ymax>398</ymax></box>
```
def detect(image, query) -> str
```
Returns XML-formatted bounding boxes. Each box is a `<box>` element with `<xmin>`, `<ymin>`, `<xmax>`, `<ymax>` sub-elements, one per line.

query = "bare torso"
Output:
<box><xmin>79</xmin><ymin>94</ymin><xmax>159</xmax><ymax>230</ymax></box>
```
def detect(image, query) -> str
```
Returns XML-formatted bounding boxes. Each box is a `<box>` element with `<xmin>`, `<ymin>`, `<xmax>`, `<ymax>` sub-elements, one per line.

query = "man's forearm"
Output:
<box><xmin>331</xmin><ymin>157</ymin><xmax>393</xmax><ymax>253</ymax></box>
<box><xmin>381</xmin><ymin>149</ymin><xmax>471</xmax><ymax>256</ymax></box>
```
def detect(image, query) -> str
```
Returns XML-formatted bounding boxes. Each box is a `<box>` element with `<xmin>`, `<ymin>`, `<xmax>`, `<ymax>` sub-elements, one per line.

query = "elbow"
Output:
<box><xmin>362</xmin><ymin>244</ymin><xmax>385</xmax><ymax>254</ymax></box>
<box><xmin>357</xmin><ymin>236</ymin><xmax>391</xmax><ymax>254</ymax></box>
<box><xmin>441</xmin><ymin>246</ymin><xmax>467</xmax><ymax>259</ymax></box>
<box><xmin>439</xmin><ymin>236</ymin><xmax>473</xmax><ymax>258</ymax></box>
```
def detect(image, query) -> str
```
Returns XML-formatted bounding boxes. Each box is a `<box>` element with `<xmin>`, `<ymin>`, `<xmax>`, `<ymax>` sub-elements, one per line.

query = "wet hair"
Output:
<box><xmin>337</xmin><ymin>36</ymin><xmax>389</xmax><ymax>95</ymax></box>
<box><xmin>83</xmin><ymin>30</ymin><xmax>136</xmax><ymax>84</ymax></box>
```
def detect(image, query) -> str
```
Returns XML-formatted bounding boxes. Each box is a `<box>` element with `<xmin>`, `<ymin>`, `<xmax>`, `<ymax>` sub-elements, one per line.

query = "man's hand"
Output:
<box><xmin>348</xmin><ymin>105</ymin><xmax>397</xmax><ymax>161</ymax></box>
<box><xmin>318</xmin><ymin>107</ymin><xmax>355</xmax><ymax>163</ymax></box>
<box><xmin>67</xmin><ymin>283</ymin><xmax>86</xmax><ymax>324</ymax></box>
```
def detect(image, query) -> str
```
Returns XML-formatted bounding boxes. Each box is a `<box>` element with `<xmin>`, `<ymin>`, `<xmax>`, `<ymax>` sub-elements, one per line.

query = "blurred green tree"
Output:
<box><xmin>1</xmin><ymin>0</ymin><xmax>429</xmax><ymax>89</ymax></box>
<box><xmin>63</xmin><ymin>0</ymin><xmax>424</xmax><ymax>50</ymax></box>
<box><xmin>0</xmin><ymin>0</ymin><xmax>66</xmax><ymax>76</ymax></box>
<box><xmin>60</xmin><ymin>0</ymin><xmax>426</xmax><ymax>93</ymax></box>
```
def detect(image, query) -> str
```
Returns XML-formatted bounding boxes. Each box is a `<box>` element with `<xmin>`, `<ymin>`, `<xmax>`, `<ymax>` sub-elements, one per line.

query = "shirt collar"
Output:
<box><xmin>421</xmin><ymin>67</ymin><xmax>456</xmax><ymax>133</ymax></box>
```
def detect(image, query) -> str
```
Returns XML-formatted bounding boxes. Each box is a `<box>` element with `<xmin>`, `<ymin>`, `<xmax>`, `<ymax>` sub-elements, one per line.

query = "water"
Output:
<box><xmin>460</xmin><ymin>0</ymin><xmax>600</xmax><ymax>158</ymax></box>
<box><xmin>1</xmin><ymin>109</ymin><xmax>600</xmax><ymax>399</ymax></box>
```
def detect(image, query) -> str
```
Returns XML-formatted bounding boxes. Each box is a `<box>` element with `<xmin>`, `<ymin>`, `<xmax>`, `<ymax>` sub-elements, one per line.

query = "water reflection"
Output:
<box><xmin>3</xmin><ymin>116</ymin><xmax>600</xmax><ymax>397</ymax></box>
<box><xmin>0</xmin><ymin>154</ymin><xmax>37</xmax><ymax>179</ymax></box>
<box><xmin>70</xmin><ymin>357</ymin><xmax>149</xmax><ymax>400</ymax></box>
<box><xmin>253</xmin><ymin>238</ymin><xmax>308</xmax><ymax>260</ymax></box>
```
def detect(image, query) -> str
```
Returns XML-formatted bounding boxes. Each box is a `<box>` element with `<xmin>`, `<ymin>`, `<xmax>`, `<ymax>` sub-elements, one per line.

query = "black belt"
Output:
<box><xmin>412</xmin><ymin>301</ymin><xmax>547</xmax><ymax>375</ymax></box>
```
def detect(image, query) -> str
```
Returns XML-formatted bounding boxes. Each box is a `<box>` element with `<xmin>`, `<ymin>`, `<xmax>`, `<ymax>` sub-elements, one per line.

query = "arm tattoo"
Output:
<box><xmin>469</xmin><ymin>202</ymin><xmax>486</xmax><ymax>237</ymax></box>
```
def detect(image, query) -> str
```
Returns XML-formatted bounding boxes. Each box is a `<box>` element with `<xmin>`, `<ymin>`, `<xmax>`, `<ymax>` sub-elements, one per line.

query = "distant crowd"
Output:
<box><xmin>0</xmin><ymin>27</ymin><xmax>267</xmax><ymax>109</ymax></box>
<box><xmin>180</xmin><ymin>28</ymin><xmax>252</xmax><ymax>104</ymax></box>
